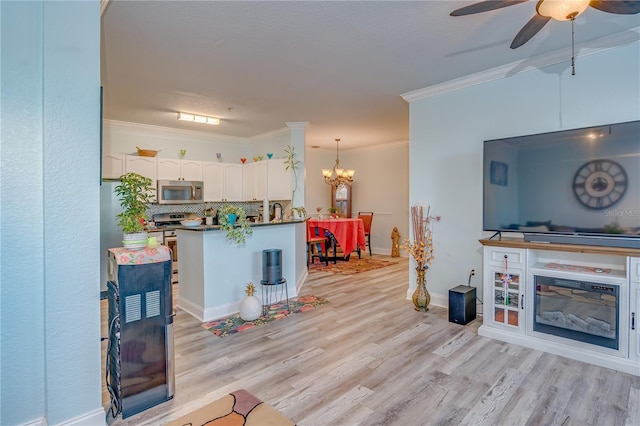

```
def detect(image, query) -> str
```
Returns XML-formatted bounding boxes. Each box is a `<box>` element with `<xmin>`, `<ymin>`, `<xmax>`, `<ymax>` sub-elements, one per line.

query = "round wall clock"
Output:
<box><xmin>572</xmin><ymin>159</ymin><xmax>627</xmax><ymax>209</ymax></box>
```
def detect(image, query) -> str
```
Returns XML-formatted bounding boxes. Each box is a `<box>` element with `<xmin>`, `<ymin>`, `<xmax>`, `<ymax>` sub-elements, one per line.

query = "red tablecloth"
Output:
<box><xmin>307</xmin><ymin>218</ymin><xmax>366</xmax><ymax>256</ymax></box>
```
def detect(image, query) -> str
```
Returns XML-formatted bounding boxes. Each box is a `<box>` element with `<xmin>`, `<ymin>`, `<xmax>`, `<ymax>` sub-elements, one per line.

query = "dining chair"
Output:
<box><xmin>307</xmin><ymin>226</ymin><xmax>329</xmax><ymax>266</ymax></box>
<box><xmin>358</xmin><ymin>212</ymin><xmax>374</xmax><ymax>257</ymax></box>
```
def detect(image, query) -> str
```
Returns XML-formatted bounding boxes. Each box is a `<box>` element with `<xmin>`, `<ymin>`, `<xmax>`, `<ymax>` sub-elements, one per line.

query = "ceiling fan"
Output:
<box><xmin>450</xmin><ymin>0</ymin><xmax>640</xmax><ymax>49</ymax></box>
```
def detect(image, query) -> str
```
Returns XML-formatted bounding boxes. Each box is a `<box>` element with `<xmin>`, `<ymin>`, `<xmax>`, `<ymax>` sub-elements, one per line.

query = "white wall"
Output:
<box><xmin>1</xmin><ymin>1</ymin><xmax>103</xmax><ymax>424</ymax></box>
<box><xmin>104</xmin><ymin>119</ymin><xmax>252</xmax><ymax>163</ymax></box>
<box><xmin>407</xmin><ymin>41</ymin><xmax>640</xmax><ymax>305</ymax></box>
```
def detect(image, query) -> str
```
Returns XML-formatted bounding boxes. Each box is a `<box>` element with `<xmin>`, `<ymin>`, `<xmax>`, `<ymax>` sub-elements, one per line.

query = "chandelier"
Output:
<box><xmin>322</xmin><ymin>138</ymin><xmax>355</xmax><ymax>186</ymax></box>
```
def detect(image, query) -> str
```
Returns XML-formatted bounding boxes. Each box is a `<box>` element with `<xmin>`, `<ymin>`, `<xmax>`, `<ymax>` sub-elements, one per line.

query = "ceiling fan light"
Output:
<box><xmin>537</xmin><ymin>0</ymin><xmax>590</xmax><ymax>21</ymax></box>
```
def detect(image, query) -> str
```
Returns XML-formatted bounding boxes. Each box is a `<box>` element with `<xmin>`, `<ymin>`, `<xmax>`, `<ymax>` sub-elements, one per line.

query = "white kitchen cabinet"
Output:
<box><xmin>203</xmin><ymin>162</ymin><xmax>243</xmax><ymax>202</ymax></box>
<box><xmin>157</xmin><ymin>158</ymin><xmax>203</xmax><ymax>181</ymax></box>
<box><xmin>224</xmin><ymin>164</ymin><xmax>243</xmax><ymax>201</ymax></box>
<box><xmin>125</xmin><ymin>155</ymin><xmax>156</xmax><ymax>181</ymax></box>
<box><xmin>103</xmin><ymin>154</ymin><xmax>125</xmax><ymax>180</ymax></box>
<box><xmin>125</xmin><ymin>155</ymin><xmax>157</xmax><ymax>201</ymax></box>
<box><xmin>243</xmin><ymin>161</ymin><xmax>267</xmax><ymax>201</ymax></box>
<box><xmin>267</xmin><ymin>158</ymin><xmax>292</xmax><ymax>201</ymax></box>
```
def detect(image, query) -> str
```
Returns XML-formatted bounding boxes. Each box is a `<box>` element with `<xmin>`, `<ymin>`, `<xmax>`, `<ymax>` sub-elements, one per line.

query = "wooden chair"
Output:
<box><xmin>357</xmin><ymin>212</ymin><xmax>373</xmax><ymax>257</ymax></box>
<box><xmin>307</xmin><ymin>226</ymin><xmax>329</xmax><ymax>266</ymax></box>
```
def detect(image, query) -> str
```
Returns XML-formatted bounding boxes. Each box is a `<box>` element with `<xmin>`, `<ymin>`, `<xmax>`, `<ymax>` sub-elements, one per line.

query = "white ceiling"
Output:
<box><xmin>100</xmin><ymin>1</ymin><xmax>640</xmax><ymax>150</ymax></box>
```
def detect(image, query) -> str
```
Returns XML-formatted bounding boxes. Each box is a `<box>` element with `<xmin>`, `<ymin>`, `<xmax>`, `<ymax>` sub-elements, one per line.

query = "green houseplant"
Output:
<box><xmin>114</xmin><ymin>172</ymin><xmax>155</xmax><ymax>249</ymax></box>
<box><xmin>284</xmin><ymin>145</ymin><xmax>300</xmax><ymax>204</ymax></box>
<box><xmin>218</xmin><ymin>204</ymin><xmax>253</xmax><ymax>245</ymax></box>
<box><xmin>292</xmin><ymin>206</ymin><xmax>306</xmax><ymax>219</ymax></box>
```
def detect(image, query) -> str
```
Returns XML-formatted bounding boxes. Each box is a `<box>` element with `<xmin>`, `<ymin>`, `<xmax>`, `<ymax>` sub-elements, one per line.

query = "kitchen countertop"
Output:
<box><xmin>175</xmin><ymin>217</ymin><xmax>308</xmax><ymax>231</ymax></box>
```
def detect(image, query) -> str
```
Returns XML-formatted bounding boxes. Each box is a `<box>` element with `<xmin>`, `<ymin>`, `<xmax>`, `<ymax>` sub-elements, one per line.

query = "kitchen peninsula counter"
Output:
<box><xmin>175</xmin><ymin>219</ymin><xmax>308</xmax><ymax>322</ymax></box>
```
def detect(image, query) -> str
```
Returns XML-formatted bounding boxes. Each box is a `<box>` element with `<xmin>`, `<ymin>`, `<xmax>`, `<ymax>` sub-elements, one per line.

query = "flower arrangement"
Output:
<box><xmin>404</xmin><ymin>204</ymin><xmax>441</xmax><ymax>270</ymax></box>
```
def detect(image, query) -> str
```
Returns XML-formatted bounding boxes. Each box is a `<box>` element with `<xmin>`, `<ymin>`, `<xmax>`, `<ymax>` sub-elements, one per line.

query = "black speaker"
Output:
<box><xmin>449</xmin><ymin>285</ymin><xmax>476</xmax><ymax>325</ymax></box>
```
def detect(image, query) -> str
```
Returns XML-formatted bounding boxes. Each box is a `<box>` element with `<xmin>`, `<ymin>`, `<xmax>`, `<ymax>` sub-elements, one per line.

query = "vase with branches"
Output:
<box><xmin>404</xmin><ymin>204</ymin><xmax>440</xmax><ymax>311</ymax></box>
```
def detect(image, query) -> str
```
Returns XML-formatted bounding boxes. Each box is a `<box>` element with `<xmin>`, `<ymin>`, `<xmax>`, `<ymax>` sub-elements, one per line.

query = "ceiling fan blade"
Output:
<box><xmin>450</xmin><ymin>0</ymin><xmax>528</xmax><ymax>16</ymax></box>
<box><xmin>510</xmin><ymin>14</ymin><xmax>551</xmax><ymax>48</ymax></box>
<box><xmin>589</xmin><ymin>0</ymin><xmax>640</xmax><ymax>14</ymax></box>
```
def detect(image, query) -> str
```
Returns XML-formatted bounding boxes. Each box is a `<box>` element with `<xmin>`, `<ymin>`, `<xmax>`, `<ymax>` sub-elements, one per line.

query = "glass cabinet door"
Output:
<box><xmin>491</xmin><ymin>269</ymin><xmax>522</xmax><ymax>328</ymax></box>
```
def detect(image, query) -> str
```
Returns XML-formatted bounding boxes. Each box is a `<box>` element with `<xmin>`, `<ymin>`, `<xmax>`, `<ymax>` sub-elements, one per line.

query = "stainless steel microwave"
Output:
<box><xmin>157</xmin><ymin>180</ymin><xmax>204</xmax><ymax>204</ymax></box>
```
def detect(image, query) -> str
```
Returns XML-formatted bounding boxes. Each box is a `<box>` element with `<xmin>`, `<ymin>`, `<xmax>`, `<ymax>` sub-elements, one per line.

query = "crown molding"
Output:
<box><xmin>309</xmin><ymin>139</ymin><xmax>408</xmax><ymax>152</ymax></box>
<box><xmin>104</xmin><ymin>119</ymin><xmax>249</xmax><ymax>142</ymax></box>
<box><xmin>285</xmin><ymin>121</ymin><xmax>310</xmax><ymax>129</ymax></box>
<box><xmin>402</xmin><ymin>27</ymin><xmax>640</xmax><ymax>103</ymax></box>
<box><xmin>248</xmin><ymin>126</ymin><xmax>291</xmax><ymax>141</ymax></box>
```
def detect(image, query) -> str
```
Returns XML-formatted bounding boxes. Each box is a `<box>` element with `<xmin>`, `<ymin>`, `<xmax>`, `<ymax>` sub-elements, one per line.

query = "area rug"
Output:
<box><xmin>165</xmin><ymin>388</ymin><xmax>294</xmax><ymax>426</ymax></box>
<box><xmin>309</xmin><ymin>256</ymin><xmax>394</xmax><ymax>275</ymax></box>
<box><xmin>202</xmin><ymin>295</ymin><xmax>329</xmax><ymax>337</ymax></box>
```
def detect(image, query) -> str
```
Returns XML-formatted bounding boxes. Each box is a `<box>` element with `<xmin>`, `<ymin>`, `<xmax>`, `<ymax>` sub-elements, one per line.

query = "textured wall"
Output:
<box><xmin>1</xmin><ymin>1</ymin><xmax>103</xmax><ymax>424</ymax></box>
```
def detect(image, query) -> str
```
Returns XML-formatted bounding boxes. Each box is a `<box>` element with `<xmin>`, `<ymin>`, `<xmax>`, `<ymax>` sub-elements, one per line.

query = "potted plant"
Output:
<box><xmin>218</xmin><ymin>204</ymin><xmax>253</xmax><ymax>245</ymax></box>
<box><xmin>328</xmin><ymin>206</ymin><xmax>339</xmax><ymax>218</ymax></box>
<box><xmin>284</xmin><ymin>145</ymin><xmax>300</xmax><ymax>204</ymax></box>
<box><xmin>114</xmin><ymin>172</ymin><xmax>155</xmax><ymax>249</ymax></box>
<box><xmin>292</xmin><ymin>206</ymin><xmax>306</xmax><ymax>220</ymax></box>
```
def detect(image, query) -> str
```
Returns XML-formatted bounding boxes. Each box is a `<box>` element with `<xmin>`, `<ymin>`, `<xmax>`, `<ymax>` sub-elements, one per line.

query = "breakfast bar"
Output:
<box><xmin>175</xmin><ymin>220</ymin><xmax>308</xmax><ymax>322</ymax></box>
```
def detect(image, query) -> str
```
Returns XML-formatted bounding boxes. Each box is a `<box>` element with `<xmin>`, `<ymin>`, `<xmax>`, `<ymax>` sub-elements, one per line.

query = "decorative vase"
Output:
<box><xmin>239</xmin><ymin>283</ymin><xmax>262</xmax><ymax>321</ymax></box>
<box><xmin>123</xmin><ymin>232</ymin><xmax>148</xmax><ymax>250</ymax></box>
<box><xmin>226</xmin><ymin>213</ymin><xmax>237</xmax><ymax>225</ymax></box>
<box><xmin>412</xmin><ymin>267</ymin><xmax>430</xmax><ymax>311</ymax></box>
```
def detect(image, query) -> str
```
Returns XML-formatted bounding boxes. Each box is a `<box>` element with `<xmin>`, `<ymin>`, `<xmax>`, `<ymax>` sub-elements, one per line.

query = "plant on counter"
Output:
<box><xmin>291</xmin><ymin>206</ymin><xmax>306</xmax><ymax>219</ymax></box>
<box><xmin>114</xmin><ymin>172</ymin><xmax>155</xmax><ymax>234</ymax></box>
<box><xmin>218</xmin><ymin>204</ymin><xmax>253</xmax><ymax>245</ymax></box>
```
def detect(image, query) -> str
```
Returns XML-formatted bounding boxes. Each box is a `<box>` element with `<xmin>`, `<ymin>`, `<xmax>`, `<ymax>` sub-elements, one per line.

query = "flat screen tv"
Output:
<box><xmin>483</xmin><ymin>120</ymin><xmax>640</xmax><ymax>249</ymax></box>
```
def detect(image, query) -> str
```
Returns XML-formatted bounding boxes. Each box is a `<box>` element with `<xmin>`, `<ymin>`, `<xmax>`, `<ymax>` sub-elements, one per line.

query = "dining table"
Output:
<box><xmin>307</xmin><ymin>217</ymin><xmax>366</xmax><ymax>260</ymax></box>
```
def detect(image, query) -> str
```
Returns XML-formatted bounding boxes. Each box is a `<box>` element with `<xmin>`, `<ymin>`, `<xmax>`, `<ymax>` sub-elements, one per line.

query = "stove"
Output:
<box><xmin>153</xmin><ymin>212</ymin><xmax>200</xmax><ymax>227</ymax></box>
<box><xmin>153</xmin><ymin>212</ymin><xmax>199</xmax><ymax>284</ymax></box>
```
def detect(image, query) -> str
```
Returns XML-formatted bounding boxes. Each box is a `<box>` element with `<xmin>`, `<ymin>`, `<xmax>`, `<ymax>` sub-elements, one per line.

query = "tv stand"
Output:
<box><xmin>488</xmin><ymin>230</ymin><xmax>502</xmax><ymax>241</ymax></box>
<box><xmin>523</xmin><ymin>233</ymin><xmax>640</xmax><ymax>249</ymax></box>
<box><xmin>479</xmin><ymin>237</ymin><xmax>640</xmax><ymax>376</ymax></box>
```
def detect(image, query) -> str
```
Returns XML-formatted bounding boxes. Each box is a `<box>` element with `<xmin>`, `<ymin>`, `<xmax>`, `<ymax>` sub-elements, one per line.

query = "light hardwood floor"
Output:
<box><xmin>101</xmin><ymin>255</ymin><xmax>640</xmax><ymax>426</ymax></box>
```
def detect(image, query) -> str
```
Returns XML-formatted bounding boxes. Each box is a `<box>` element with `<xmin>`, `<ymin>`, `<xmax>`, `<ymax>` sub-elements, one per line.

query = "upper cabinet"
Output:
<box><xmin>203</xmin><ymin>162</ymin><xmax>243</xmax><ymax>202</ymax></box>
<box><xmin>103</xmin><ymin>154</ymin><xmax>125</xmax><ymax>180</ymax></box>
<box><xmin>243</xmin><ymin>161</ymin><xmax>267</xmax><ymax>201</ymax></box>
<box><xmin>267</xmin><ymin>158</ymin><xmax>292</xmax><ymax>201</ymax></box>
<box><xmin>157</xmin><ymin>158</ymin><xmax>203</xmax><ymax>181</ymax></box>
<box><xmin>125</xmin><ymin>155</ymin><xmax>156</xmax><ymax>182</ymax></box>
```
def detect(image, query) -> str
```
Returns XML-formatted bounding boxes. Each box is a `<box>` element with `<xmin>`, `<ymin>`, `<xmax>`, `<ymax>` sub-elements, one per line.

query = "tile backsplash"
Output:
<box><xmin>147</xmin><ymin>200</ymin><xmax>292</xmax><ymax>219</ymax></box>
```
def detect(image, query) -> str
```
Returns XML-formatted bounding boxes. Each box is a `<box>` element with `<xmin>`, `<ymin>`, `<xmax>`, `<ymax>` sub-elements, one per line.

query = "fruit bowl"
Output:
<box><xmin>180</xmin><ymin>218</ymin><xmax>202</xmax><ymax>227</ymax></box>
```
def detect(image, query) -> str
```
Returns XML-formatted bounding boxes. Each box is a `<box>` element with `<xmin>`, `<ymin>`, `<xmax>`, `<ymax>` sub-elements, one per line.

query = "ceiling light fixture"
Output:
<box><xmin>536</xmin><ymin>0</ymin><xmax>589</xmax><ymax>21</ymax></box>
<box><xmin>322</xmin><ymin>138</ymin><xmax>355</xmax><ymax>186</ymax></box>
<box><xmin>536</xmin><ymin>0</ymin><xmax>590</xmax><ymax>75</ymax></box>
<box><xmin>177</xmin><ymin>112</ymin><xmax>220</xmax><ymax>125</ymax></box>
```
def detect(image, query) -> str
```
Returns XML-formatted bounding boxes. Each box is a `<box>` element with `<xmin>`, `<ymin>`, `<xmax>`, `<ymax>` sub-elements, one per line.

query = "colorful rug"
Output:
<box><xmin>309</xmin><ymin>256</ymin><xmax>395</xmax><ymax>275</ymax></box>
<box><xmin>165</xmin><ymin>388</ymin><xmax>294</xmax><ymax>426</ymax></box>
<box><xmin>202</xmin><ymin>295</ymin><xmax>329</xmax><ymax>337</ymax></box>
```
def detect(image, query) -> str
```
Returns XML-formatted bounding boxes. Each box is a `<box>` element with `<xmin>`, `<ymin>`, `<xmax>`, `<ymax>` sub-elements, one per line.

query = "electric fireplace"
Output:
<box><xmin>534</xmin><ymin>275</ymin><xmax>619</xmax><ymax>350</ymax></box>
